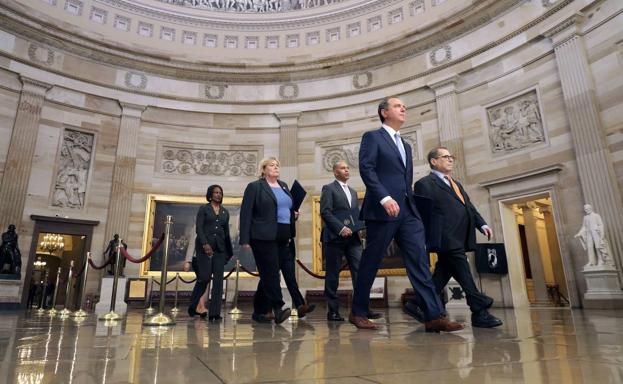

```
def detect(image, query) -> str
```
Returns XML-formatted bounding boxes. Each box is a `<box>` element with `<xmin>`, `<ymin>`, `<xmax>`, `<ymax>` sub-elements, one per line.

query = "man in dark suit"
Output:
<box><xmin>406</xmin><ymin>147</ymin><xmax>502</xmax><ymax>328</ymax></box>
<box><xmin>320</xmin><ymin>160</ymin><xmax>363</xmax><ymax>321</ymax></box>
<box><xmin>349</xmin><ymin>97</ymin><xmax>463</xmax><ymax>332</ymax></box>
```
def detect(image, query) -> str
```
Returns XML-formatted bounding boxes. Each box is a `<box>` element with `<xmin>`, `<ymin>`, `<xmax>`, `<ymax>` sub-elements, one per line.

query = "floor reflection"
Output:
<box><xmin>0</xmin><ymin>305</ymin><xmax>621</xmax><ymax>383</ymax></box>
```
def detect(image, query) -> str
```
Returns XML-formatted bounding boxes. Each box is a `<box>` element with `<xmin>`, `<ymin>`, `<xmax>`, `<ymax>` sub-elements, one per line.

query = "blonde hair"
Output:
<box><xmin>257</xmin><ymin>156</ymin><xmax>280</xmax><ymax>178</ymax></box>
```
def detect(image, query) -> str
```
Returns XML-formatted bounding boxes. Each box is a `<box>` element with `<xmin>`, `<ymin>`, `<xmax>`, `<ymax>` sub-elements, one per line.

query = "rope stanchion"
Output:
<box><xmin>145</xmin><ymin>277</ymin><xmax>155</xmax><ymax>315</ymax></box>
<box><xmin>120</xmin><ymin>233</ymin><xmax>165</xmax><ymax>263</ymax></box>
<box><xmin>239</xmin><ymin>264</ymin><xmax>260</xmax><ymax>277</ymax></box>
<box><xmin>72</xmin><ymin>252</ymin><xmax>90</xmax><ymax>318</ymax></box>
<box><xmin>99</xmin><ymin>240</ymin><xmax>124</xmax><ymax>321</ymax></box>
<box><xmin>35</xmin><ymin>269</ymin><xmax>49</xmax><ymax>316</ymax></box>
<box><xmin>229</xmin><ymin>260</ymin><xmax>242</xmax><ymax>316</ymax></box>
<box><xmin>47</xmin><ymin>267</ymin><xmax>62</xmax><ymax>316</ymax></box>
<box><xmin>59</xmin><ymin>260</ymin><xmax>74</xmax><ymax>316</ymax></box>
<box><xmin>143</xmin><ymin>215</ymin><xmax>176</xmax><ymax>326</ymax></box>
<box><xmin>171</xmin><ymin>273</ymin><xmax>180</xmax><ymax>313</ymax></box>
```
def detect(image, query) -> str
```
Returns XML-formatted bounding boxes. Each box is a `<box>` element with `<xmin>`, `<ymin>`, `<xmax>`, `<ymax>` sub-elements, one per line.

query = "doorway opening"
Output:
<box><xmin>505</xmin><ymin>193</ymin><xmax>569</xmax><ymax>306</ymax></box>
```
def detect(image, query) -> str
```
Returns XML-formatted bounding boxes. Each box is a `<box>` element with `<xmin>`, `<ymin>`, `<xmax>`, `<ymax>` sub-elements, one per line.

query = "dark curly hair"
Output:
<box><xmin>206</xmin><ymin>184</ymin><xmax>223</xmax><ymax>202</ymax></box>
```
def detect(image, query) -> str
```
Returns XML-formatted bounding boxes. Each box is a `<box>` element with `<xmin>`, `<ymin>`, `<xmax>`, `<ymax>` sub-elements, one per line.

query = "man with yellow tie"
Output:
<box><xmin>405</xmin><ymin>146</ymin><xmax>503</xmax><ymax>328</ymax></box>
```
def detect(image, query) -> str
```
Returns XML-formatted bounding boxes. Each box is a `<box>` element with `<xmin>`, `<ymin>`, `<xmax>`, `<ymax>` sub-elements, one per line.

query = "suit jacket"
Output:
<box><xmin>320</xmin><ymin>180</ymin><xmax>361</xmax><ymax>243</ymax></box>
<box><xmin>414</xmin><ymin>173</ymin><xmax>487</xmax><ymax>252</ymax></box>
<box><xmin>195</xmin><ymin>204</ymin><xmax>233</xmax><ymax>281</ymax></box>
<box><xmin>239</xmin><ymin>178</ymin><xmax>296</xmax><ymax>245</ymax></box>
<box><xmin>359</xmin><ymin>127</ymin><xmax>420</xmax><ymax>221</ymax></box>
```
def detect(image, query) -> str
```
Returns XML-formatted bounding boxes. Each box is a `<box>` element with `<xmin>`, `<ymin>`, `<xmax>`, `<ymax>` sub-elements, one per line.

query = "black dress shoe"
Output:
<box><xmin>208</xmin><ymin>315</ymin><xmax>222</xmax><ymax>322</ymax></box>
<box><xmin>188</xmin><ymin>307</ymin><xmax>198</xmax><ymax>317</ymax></box>
<box><xmin>327</xmin><ymin>312</ymin><xmax>345</xmax><ymax>321</ymax></box>
<box><xmin>252</xmin><ymin>313</ymin><xmax>272</xmax><ymax>323</ymax></box>
<box><xmin>367</xmin><ymin>310</ymin><xmax>383</xmax><ymax>320</ymax></box>
<box><xmin>403</xmin><ymin>301</ymin><xmax>425</xmax><ymax>323</ymax></box>
<box><xmin>471</xmin><ymin>310</ymin><xmax>503</xmax><ymax>328</ymax></box>
<box><xmin>273</xmin><ymin>308</ymin><xmax>292</xmax><ymax>324</ymax></box>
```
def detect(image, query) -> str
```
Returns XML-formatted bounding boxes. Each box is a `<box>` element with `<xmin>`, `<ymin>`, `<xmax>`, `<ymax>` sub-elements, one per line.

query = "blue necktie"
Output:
<box><xmin>394</xmin><ymin>132</ymin><xmax>406</xmax><ymax>166</ymax></box>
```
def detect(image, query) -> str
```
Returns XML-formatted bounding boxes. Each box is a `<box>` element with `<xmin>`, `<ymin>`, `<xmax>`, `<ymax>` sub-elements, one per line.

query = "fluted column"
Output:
<box><xmin>521</xmin><ymin>204</ymin><xmax>550</xmax><ymax>304</ymax></box>
<box><xmin>545</xmin><ymin>15</ymin><xmax>623</xmax><ymax>278</ymax></box>
<box><xmin>103</xmin><ymin>103</ymin><xmax>145</xmax><ymax>243</ymax></box>
<box><xmin>276</xmin><ymin>113</ymin><xmax>300</xmax><ymax>182</ymax></box>
<box><xmin>0</xmin><ymin>77</ymin><xmax>51</xmax><ymax>231</ymax></box>
<box><xmin>428</xmin><ymin>75</ymin><xmax>466</xmax><ymax>181</ymax></box>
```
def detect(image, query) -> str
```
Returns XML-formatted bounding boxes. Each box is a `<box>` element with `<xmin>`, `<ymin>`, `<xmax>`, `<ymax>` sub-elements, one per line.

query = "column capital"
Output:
<box><xmin>119</xmin><ymin>102</ymin><xmax>147</xmax><ymax>118</ymax></box>
<box><xmin>19</xmin><ymin>76</ymin><xmax>52</xmax><ymax>97</ymax></box>
<box><xmin>543</xmin><ymin>12</ymin><xmax>585</xmax><ymax>47</ymax></box>
<box><xmin>275</xmin><ymin>113</ymin><xmax>300</xmax><ymax>128</ymax></box>
<box><xmin>426</xmin><ymin>74</ymin><xmax>460</xmax><ymax>97</ymax></box>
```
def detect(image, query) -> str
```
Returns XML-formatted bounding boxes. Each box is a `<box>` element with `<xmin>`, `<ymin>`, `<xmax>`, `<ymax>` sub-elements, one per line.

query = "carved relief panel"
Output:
<box><xmin>157</xmin><ymin>142</ymin><xmax>262</xmax><ymax>177</ymax></box>
<box><xmin>485</xmin><ymin>89</ymin><xmax>547</xmax><ymax>155</ymax></box>
<box><xmin>318</xmin><ymin>128</ymin><xmax>422</xmax><ymax>172</ymax></box>
<box><xmin>51</xmin><ymin>129</ymin><xmax>94</xmax><ymax>209</ymax></box>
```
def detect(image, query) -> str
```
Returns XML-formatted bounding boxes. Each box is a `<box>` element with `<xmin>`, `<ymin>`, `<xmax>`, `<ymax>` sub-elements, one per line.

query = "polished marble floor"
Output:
<box><xmin>0</xmin><ymin>304</ymin><xmax>622</xmax><ymax>384</ymax></box>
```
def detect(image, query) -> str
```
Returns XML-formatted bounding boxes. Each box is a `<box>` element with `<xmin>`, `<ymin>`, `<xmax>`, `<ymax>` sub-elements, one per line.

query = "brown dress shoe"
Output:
<box><xmin>367</xmin><ymin>310</ymin><xmax>383</xmax><ymax>320</ymax></box>
<box><xmin>297</xmin><ymin>304</ymin><xmax>316</xmax><ymax>318</ymax></box>
<box><xmin>425</xmin><ymin>316</ymin><xmax>464</xmax><ymax>333</ymax></box>
<box><xmin>349</xmin><ymin>314</ymin><xmax>379</xmax><ymax>330</ymax></box>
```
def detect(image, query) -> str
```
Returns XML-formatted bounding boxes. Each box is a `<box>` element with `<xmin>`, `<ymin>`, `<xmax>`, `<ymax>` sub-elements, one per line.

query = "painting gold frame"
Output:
<box><xmin>311</xmin><ymin>192</ymin><xmax>408</xmax><ymax>277</ymax></box>
<box><xmin>140</xmin><ymin>194</ymin><xmax>253</xmax><ymax>279</ymax></box>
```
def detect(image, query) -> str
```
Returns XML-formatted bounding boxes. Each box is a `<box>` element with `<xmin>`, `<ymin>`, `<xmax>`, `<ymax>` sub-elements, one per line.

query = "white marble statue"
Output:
<box><xmin>575</xmin><ymin>204</ymin><xmax>614</xmax><ymax>268</ymax></box>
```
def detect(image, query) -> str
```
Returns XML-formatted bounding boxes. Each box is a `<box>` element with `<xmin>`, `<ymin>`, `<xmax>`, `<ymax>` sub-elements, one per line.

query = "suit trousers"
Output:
<box><xmin>433</xmin><ymin>249</ymin><xmax>493</xmax><ymax>312</ymax></box>
<box><xmin>352</xmin><ymin>209</ymin><xmax>443</xmax><ymax>321</ymax></box>
<box><xmin>189</xmin><ymin>252</ymin><xmax>225</xmax><ymax>316</ymax></box>
<box><xmin>281</xmin><ymin>241</ymin><xmax>305</xmax><ymax>309</ymax></box>
<box><xmin>250</xmin><ymin>239</ymin><xmax>286</xmax><ymax>315</ymax></box>
<box><xmin>323</xmin><ymin>237</ymin><xmax>361</xmax><ymax>314</ymax></box>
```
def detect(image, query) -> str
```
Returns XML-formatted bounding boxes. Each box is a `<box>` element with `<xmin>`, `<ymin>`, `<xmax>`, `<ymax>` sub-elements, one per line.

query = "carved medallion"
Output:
<box><xmin>124</xmin><ymin>72</ymin><xmax>148</xmax><ymax>90</ymax></box>
<box><xmin>429</xmin><ymin>45</ymin><xmax>452</xmax><ymax>66</ymax></box>
<box><xmin>159</xmin><ymin>144</ymin><xmax>261</xmax><ymax>177</ymax></box>
<box><xmin>279</xmin><ymin>84</ymin><xmax>299</xmax><ymax>99</ymax></box>
<box><xmin>28</xmin><ymin>44</ymin><xmax>55</xmax><ymax>66</ymax></box>
<box><xmin>205</xmin><ymin>84</ymin><xmax>226</xmax><ymax>99</ymax></box>
<box><xmin>352</xmin><ymin>72</ymin><xmax>373</xmax><ymax>89</ymax></box>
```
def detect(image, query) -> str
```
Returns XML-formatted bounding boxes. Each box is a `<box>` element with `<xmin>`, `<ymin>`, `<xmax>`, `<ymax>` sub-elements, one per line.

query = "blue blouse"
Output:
<box><xmin>271</xmin><ymin>186</ymin><xmax>292</xmax><ymax>224</ymax></box>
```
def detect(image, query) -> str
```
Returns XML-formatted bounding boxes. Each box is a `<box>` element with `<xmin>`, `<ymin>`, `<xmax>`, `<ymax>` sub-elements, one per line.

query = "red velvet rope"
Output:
<box><xmin>239</xmin><ymin>264</ymin><xmax>260</xmax><ymax>277</ymax></box>
<box><xmin>120</xmin><ymin>233</ymin><xmax>165</xmax><ymax>263</ymax></box>
<box><xmin>153</xmin><ymin>276</ymin><xmax>177</xmax><ymax>286</ymax></box>
<box><xmin>88</xmin><ymin>253</ymin><xmax>115</xmax><ymax>270</ymax></box>
<box><xmin>223</xmin><ymin>267</ymin><xmax>236</xmax><ymax>279</ymax></box>
<box><xmin>295</xmin><ymin>259</ymin><xmax>348</xmax><ymax>279</ymax></box>
<box><xmin>177</xmin><ymin>275</ymin><xmax>197</xmax><ymax>284</ymax></box>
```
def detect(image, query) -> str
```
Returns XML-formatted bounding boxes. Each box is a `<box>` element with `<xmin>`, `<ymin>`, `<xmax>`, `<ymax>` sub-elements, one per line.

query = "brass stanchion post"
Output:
<box><xmin>229</xmin><ymin>259</ymin><xmax>242</xmax><ymax>316</ymax></box>
<box><xmin>145</xmin><ymin>277</ymin><xmax>155</xmax><ymax>315</ymax></box>
<box><xmin>48</xmin><ymin>267</ymin><xmax>62</xmax><ymax>316</ymax></box>
<box><xmin>171</xmin><ymin>273</ymin><xmax>179</xmax><ymax>314</ymax></box>
<box><xmin>36</xmin><ymin>269</ymin><xmax>49</xmax><ymax>315</ymax></box>
<box><xmin>99</xmin><ymin>240</ymin><xmax>123</xmax><ymax>321</ymax></box>
<box><xmin>59</xmin><ymin>261</ymin><xmax>74</xmax><ymax>316</ymax></box>
<box><xmin>72</xmin><ymin>252</ymin><xmax>91</xmax><ymax>317</ymax></box>
<box><xmin>144</xmin><ymin>215</ymin><xmax>176</xmax><ymax>326</ymax></box>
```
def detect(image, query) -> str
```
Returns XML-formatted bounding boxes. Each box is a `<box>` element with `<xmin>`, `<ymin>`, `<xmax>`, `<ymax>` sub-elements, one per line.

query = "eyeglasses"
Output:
<box><xmin>436</xmin><ymin>155</ymin><xmax>455</xmax><ymax>161</ymax></box>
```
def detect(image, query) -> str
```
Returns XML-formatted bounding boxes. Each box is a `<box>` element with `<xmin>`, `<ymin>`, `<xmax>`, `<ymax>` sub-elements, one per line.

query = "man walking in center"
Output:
<box><xmin>350</xmin><ymin>97</ymin><xmax>464</xmax><ymax>332</ymax></box>
<box><xmin>405</xmin><ymin>147</ymin><xmax>502</xmax><ymax>328</ymax></box>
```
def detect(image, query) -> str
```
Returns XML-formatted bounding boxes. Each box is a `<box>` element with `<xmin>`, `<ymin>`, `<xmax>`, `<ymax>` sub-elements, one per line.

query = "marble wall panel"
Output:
<box><xmin>0</xmin><ymin>87</ymin><xmax>20</xmax><ymax>183</ymax></box>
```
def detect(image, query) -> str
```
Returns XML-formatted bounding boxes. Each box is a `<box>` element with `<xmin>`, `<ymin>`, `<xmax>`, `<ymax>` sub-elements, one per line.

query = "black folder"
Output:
<box><xmin>334</xmin><ymin>209</ymin><xmax>365</xmax><ymax>232</ymax></box>
<box><xmin>290</xmin><ymin>180</ymin><xmax>307</xmax><ymax>211</ymax></box>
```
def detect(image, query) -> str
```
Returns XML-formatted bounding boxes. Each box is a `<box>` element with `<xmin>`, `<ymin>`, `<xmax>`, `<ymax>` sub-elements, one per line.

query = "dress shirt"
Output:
<box><xmin>337</xmin><ymin>180</ymin><xmax>352</xmax><ymax>207</ymax></box>
<box><xmin>379</xmin><ymin>123</ymin><xmax>405</xmax><ymax>206</ymax></box>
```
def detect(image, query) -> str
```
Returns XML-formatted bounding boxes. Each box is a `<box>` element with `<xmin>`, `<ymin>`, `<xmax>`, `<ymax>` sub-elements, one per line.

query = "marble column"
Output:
<box><xmin>427</xmin><ymin>75</ymin><xmax>466</xmax><ymax>181</ymax></box>
<box><xmin>103</xmin><ymin>103</ymin><xmax>145</xmax><ymax>244</ymax></box>
<box><xmin>545</xmin><ymin>15</ymin><xmax>623</xmax><ymax>280</ymax></box>
<box><xmin>276</xmin><ymin>113</ymin><xmax>300</xmax><ymax>182</ymax></box>
<box><xmin>520</xmin><ymin>204</ymin><xmax>550</xmax><ymax>304</ymax></box>
<box><xmin>540</xmin><ymin>205</ymin><xmax>568</xmax><ymax>300</ymax></box>
<box><xmin>0</xmin><ymin>77</ymin><xmax>50</xmax><ymax>231</ymax></box>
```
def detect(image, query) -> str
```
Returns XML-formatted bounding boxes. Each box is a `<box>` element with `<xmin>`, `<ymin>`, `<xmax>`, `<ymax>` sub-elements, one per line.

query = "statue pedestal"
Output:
<box><xmin>95</xmin><ymin>276</ymin><xmax>127</xmax><ymax>315</ymax></box>
<box><xmin>582</xmin><ymin>265</ymin><xmax>623</xmax><ymax>309</ymax></box>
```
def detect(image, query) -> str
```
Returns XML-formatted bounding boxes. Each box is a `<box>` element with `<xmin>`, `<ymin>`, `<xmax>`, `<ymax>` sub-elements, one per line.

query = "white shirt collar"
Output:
<box><xmin>336</xmin><ymin>179</ymin><xmax>348</xmax><ymax>188</ymax></box>
<box><xmin>382</xmin><ymin>123</ymin><xmax>399</xmax><ymax>137</ymax></box>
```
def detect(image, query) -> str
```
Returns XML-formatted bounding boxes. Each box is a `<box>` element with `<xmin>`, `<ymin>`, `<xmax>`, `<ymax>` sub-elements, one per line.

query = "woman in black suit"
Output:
<box><xmin>186</xmin><ymin>184</ymin><xmax>233</xmax><ymax>321</ymax></box>
<box><xmin>240</xmin><ymin>157</ymin><xmax>314</xmax><ymax>324</ymax></box>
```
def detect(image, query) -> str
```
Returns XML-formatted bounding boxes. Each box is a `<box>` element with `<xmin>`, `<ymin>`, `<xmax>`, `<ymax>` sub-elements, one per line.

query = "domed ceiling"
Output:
<box><xmin>1</xmin><ymin>0</ymin><xmax>525</xmax><ymax>81</ymax></box>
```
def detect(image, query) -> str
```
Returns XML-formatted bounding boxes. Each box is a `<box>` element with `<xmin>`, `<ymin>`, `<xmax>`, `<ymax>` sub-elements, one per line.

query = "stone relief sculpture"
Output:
<box><xmin>575</xmin><ymin>204</ymin><xmax>615</xmax><ymax>269</ymax></box>
<box><xmin>486</xmin><ymin>90</ymin><xmax>545</xmax><ymax>154</ymax></box>
<box><xmin>160</xmin><ymin>145</ymin><xmax>259</xmax><ymax>177</ymax></box>
<box><xmin>158</xmin><ymin>0</ymin><xmax>341</xmax><ymax>12</ymax></box>
<box><xmin>52</xmin><ymin>129</ymin><xmax>93</xmax><ymax>209</ymax></box>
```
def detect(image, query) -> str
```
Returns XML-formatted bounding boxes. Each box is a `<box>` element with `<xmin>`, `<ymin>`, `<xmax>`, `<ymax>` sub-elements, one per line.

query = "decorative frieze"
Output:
<box><xmin>204</xmin><ymin>84</ymin><xmax>226</xmax><ymax>99</ymax></box>
<box><xmin>486</xmin><ymin>89</ymin><xmax>546</xmax><ymax>155</ymax></box>
<box><xmin>279</xmin><ymin>84</ymin><xmax>298</xmax><ymax>99</ymax></box>
<box><xmin>320</xmin><ymin>130</ymin><xmax>420</xmax><ymax>171</ymax></box>
<box><xmin>51</xmin><ymin>129</ymin><xmax>94</xmax><ymax>209</ymax></box>
<box><xmin>155</xmin><ymin>0</ymin><xmax>344</xmax><ymax>13</ymax></box>
<box><xmin>158</xmin><ymin>144</ymin><xmax>261</xmax><ymax>177</ymax></box>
